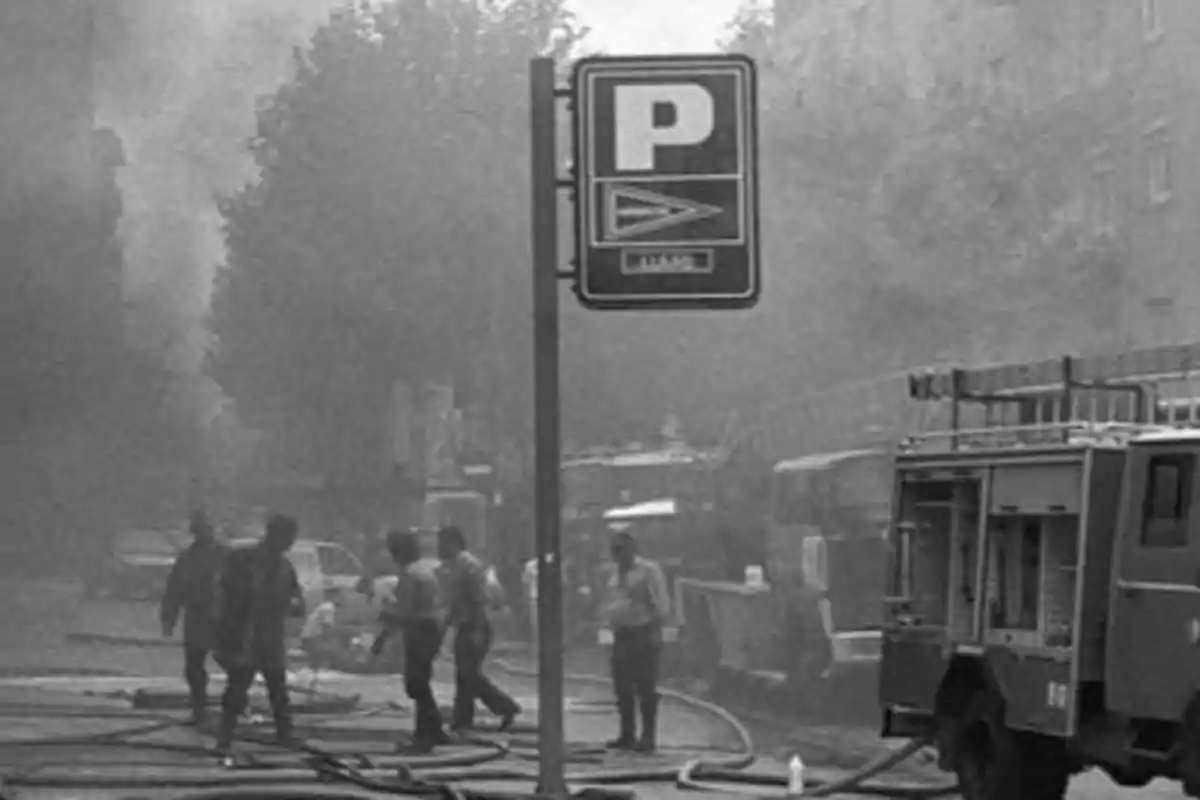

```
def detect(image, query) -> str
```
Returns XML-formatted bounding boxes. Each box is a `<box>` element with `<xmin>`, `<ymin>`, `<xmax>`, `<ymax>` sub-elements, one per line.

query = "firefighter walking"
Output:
<box><xmin>373</xmin><ymin>529</ymin><xmax>448</xmax><ymax>752</ymax></box>
<box><xmin>602</xmin><ymin>530</ymin><xmax>670</xmax><ymax>753</ymax></box>
<box><xmin>160</xmin><ymin>509</ymin><xmax>228</xmax><ymax>726</ymax></box>
<box><xmin>213</xmin><ymin>514</ymin><xmax>306</xmax><ymax>753</ymax></box>
<box><xmin>437</xmin><ymin>526</ymin><xmax>520</xmax><ymax>734</ymax></box>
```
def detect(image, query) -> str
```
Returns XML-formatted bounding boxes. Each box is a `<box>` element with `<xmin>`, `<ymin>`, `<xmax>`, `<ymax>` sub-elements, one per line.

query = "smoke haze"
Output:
<box><xmin>93</xmin><ymin>0</ymin><xmax>342</xmax><ymax>381</ymax></box>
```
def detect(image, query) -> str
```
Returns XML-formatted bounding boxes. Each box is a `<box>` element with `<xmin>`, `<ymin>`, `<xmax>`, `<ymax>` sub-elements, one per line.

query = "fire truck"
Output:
<box><xmin>561</xmin><ymin>441</ymin><xmax>771</xmax><ymax>651</ymax></box>
<box><xmin>878</xmin><ymin>342</ymin><xmax>1200</xmax><ymax>799</ymax></box>
<box><xmin>422</xmin><ymin>463</ymin><xmax>495</xmax><ymax>556</ymax></box>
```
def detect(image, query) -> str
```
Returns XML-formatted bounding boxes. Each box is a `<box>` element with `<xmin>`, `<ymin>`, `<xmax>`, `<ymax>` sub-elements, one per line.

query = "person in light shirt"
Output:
<box><xmin>373</xmin><ymin>529</ymin><xmax>447</xmax><ymax>752</ymax></box>
<box><xmin>438</xmin><ymin>526</ymin><xmax>520</xmax><ymax>733</ymax></box>
<box><xmin>601</xmin><ymin>530</ymin><xmax>670</xmax><ymax>753</ymax></box>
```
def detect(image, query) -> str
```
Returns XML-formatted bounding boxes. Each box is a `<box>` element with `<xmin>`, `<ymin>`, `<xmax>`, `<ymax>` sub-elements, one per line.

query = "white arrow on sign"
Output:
<box><xmin>602</xmin><ymin>183</ymin><xmax>722</xmax><ymax>241</ymax></box>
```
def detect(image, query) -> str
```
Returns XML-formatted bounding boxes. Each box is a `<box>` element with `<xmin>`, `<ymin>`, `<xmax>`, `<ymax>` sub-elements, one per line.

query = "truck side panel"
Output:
<box><xmin>1077</xmin><ymin>449</ymin><xmax>1125</xmax><ymax>681</ymax></box>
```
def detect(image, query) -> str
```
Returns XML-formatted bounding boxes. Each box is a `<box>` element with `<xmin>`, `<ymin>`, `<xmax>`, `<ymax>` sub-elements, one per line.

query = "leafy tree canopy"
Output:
<box><xmin>212</xmin><ymin>0</ymin><xmax>584</xmax><ymax>477</ymax></box>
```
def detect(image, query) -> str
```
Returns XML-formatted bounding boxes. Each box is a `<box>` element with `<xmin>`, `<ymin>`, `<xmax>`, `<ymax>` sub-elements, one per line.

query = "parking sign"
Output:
<box><xmin>572</xmin><ymin>54</ymin><xmax>760</xmax><ymax>310</ymax></box>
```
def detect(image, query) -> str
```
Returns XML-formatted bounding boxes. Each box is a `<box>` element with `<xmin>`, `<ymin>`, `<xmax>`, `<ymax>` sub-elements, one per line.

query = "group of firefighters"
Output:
<box><xmin>159</xmin><ymin>508</ymin><xmax>670</xmax><ymax>755</ymax></box>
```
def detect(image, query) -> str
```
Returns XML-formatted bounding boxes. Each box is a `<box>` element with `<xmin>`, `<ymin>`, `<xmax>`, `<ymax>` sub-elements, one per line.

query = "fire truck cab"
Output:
<box><xmin>879</xmin><ymin>343</ymin><xmax>1200</xmax><ymax>799</ymax></box>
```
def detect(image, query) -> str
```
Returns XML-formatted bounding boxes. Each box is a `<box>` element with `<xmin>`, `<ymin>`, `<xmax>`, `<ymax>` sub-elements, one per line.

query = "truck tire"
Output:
<box><xmin>1178</xmin><ymin>693</ymin><xmax>1200</xmax><ymax>796</ymax></box>
<box><xmin>954</xmin><ymin>693</ymin><xmax>1068</xmax><ymax>800</ymax></box>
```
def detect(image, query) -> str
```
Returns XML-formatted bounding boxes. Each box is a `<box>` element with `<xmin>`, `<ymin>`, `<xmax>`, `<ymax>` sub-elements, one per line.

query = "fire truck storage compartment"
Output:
<box><xmin>892</xmin><ymin>473</ymin><xmax>981</xmax><ymax>630</ymax></box>
<box><xmin>983</xmin><ymin>514</ymin><xmax>1079</xmax><ymax>650</ymax></box>
<box><xmin>982</xmin><ymin>461</ymin><xmax>1083</xmax><ymax>651</ymax></box>
<box><xmin>989</xmin><ymin>463</ymin><xmax>1082</xmax><ymax>515</ymax></box>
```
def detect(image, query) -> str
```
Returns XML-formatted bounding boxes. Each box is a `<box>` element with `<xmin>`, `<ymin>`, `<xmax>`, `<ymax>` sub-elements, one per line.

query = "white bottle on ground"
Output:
<box><xmin>787</xmin><ymin>753</ymin><xmax>806</xmax><ymax>797</ymax></box>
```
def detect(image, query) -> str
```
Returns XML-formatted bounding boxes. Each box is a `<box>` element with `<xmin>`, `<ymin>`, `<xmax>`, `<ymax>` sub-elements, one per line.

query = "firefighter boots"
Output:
<box><xmin>215</xmin><ymin>712</ymin><xmax>236</xmax><ymax>755</ymax></box>
<box><xmin>606</xmin><ymin>696</ymin><xmax>637</xmax><ymax>749</ymax></box>
<box><xmin>188</xmin><ymin>703</ymin><xmax>208</xmax><ymax>727</ymax></box>
<box><xmin>633</xmin><ymin>697</ymin><xmax>658</xmax><ymax>753</ymax></box>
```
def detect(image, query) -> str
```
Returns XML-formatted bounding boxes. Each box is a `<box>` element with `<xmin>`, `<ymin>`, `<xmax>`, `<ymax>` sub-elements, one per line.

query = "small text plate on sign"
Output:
<box><xmin>572</xmin><ymin>54</ymin><xmax>760</xmax><ymax>310</ymax></box>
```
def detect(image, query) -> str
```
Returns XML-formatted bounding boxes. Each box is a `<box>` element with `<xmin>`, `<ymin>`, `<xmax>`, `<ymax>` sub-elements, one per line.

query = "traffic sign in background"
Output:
<box><xmin>572</xmin><ymin>54</ymin><xmax>759</xmax><ymax>310</ymax></box>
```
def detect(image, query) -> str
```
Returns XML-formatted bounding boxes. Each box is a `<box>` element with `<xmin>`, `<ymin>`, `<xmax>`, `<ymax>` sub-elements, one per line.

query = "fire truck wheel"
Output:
<box><xmin>954</xmin><ymin>693</ymin><xmax>1068</xmax><ymax>800</ymax></box>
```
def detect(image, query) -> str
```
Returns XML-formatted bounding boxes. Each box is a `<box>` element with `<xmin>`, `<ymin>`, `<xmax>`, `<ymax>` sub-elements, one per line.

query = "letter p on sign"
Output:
<box><xmin>614</xmin><ymin>84</ymin><xmax>714</xmax><ymax>172</ymax></box>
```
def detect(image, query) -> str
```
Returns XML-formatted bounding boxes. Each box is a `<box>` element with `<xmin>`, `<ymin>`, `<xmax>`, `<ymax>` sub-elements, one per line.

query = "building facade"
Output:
<box><xmin>772</xmin><ymin>0</ymin><xmax>1200</xmax><ymax>350</ymax></box>
<box><xmin>0</xmin><ymin>0</ymin><xmax>125</xmax><ymax>394</ymax></box>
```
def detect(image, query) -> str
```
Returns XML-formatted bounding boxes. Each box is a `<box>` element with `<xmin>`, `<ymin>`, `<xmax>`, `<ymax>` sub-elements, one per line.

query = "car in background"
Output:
<box><xmin>227</xmin><ymin>534</ymin><xmax>409</xmax><ymax>672</ymax></box>
<box><xmin>226</xmin><ymin>536</ymin><xmax>373</xmax><ymax>617</ymax></box>
<box><xmin>87</xmin><ymin>529</ymin><xmax>186</xmax><ymax>601</ymax></box>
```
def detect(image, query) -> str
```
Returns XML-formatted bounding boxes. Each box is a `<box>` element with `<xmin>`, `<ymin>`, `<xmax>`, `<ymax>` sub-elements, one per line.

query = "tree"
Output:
<box><xmin>212</xmin><ymin>0</ymin><xmax>584</xmax><ymax>480</ymax></box>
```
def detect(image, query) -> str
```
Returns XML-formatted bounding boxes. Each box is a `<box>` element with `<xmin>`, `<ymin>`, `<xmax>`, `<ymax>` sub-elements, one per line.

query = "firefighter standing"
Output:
<box><xmin>372</xmin><ymin>529</ymin><xmax>447</xmax><ymax>752</ymax></box>
<box><xmin>602</xmin><ymin>531</ymin><xmax>670</xmax><ymax>753</ymax></box>
<box><xmin>213</xmin><ymin>514</ymin><xmax>306</xmax><ymax>753</ymax></box>
<box><xmin>160</xmin><ymin>509</ymin><xmax>228</xmax><ymax>725</ymax></box>
<box><xmin>437</xmin><ymin>526</ymin><xmax>520</xmax><ymax>734</ymax></box>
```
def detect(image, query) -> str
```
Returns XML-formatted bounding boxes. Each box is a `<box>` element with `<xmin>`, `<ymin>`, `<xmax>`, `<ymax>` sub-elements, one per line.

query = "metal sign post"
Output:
<box><xmin>528</xmin><ymin>57</ymin><xmax>568</xmax><ymax>798</ymax></box>
<box><xmin>526</xmin><ymin>51</ymin><xmax>758</xmax><ymax>796</ymax></box>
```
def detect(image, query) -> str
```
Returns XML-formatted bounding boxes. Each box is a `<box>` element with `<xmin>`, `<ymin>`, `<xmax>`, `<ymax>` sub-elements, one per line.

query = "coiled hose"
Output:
<box><xmin>0</xmin><ymin>638</ymin><xmax>958</xmax><ymax>798</ymax></box>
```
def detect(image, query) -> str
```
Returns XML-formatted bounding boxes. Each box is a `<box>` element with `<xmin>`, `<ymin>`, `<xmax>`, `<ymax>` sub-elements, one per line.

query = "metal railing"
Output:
<box><xmin>903</xmin><ymin>343</ymin><xmax>1200</xmax><ymax>452</ymax></box>
<box><xmin>898</xmin><ymin>421</ymin><xmax>1185</xmax><ymax>454</ymax></box>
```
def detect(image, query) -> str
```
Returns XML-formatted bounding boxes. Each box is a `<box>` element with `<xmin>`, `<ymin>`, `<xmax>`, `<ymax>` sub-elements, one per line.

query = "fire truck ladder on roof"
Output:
<box><xmin>902</xmin><ymin>342</ymin><xmax>1200</xmax><ymax>452</ymax></box>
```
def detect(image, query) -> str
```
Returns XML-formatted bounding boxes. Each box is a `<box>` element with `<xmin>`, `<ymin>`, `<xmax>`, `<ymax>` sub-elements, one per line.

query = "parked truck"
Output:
<box><xmin>677</xmin><ymin>446</ymin><xmax>892</xmax><ymax>696</ymax></box>
<box><xmin>878</xmin><ymin>341</ymin><xmax>1200</xmax><ymax>799</ymax></box>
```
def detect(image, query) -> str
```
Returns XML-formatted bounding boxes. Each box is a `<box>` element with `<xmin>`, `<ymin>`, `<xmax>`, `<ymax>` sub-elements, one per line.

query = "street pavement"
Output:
<box><xmin>0</xmin><ymin>578</ymin><xmax>1187</xmax><ymax>799</ymax></box>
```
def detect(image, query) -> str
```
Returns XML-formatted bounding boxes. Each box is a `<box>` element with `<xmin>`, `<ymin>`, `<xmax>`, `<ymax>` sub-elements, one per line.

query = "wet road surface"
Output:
<box><xmin>0</xmin><ymin>577</ymin><xmax>1186</xmax><ymax>798</ymax></box>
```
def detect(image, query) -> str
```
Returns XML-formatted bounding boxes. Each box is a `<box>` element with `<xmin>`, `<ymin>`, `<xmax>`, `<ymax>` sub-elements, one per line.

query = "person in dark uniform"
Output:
<box><xmin>602</xmin><ymin>530</ymin><xmax>670</xmax><ymax>753</ymax></box>
<box><xmin>437</xmin><ymin>526</ymin><xmax>520</xmax><ymax>734</ymax></box>
<box><xmin>160</xmin><ymin>509</ymin><xmax>229</xmax><ymax>726</ymax></box>
<box><xmin>373</xmin><ymin>529</ymin><xmax>447</xmax><ymax>752</ymax></box>
<box><xmin>213</xmin><ymin>513</ymin><xmax>306</xmax><ymax>754</ymax></box>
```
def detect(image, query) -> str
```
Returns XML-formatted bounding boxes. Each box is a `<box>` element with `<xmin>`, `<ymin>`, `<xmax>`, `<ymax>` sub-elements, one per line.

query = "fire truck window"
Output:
<box><xmin>832</xmin><ymin>456</ymin><xmax>892</xmax><ymax>535</ymax></box>
<box><xmin>1141</xmin><ymin>454</ymin><xmax>1194</xmax><ymax>549</ymax></box>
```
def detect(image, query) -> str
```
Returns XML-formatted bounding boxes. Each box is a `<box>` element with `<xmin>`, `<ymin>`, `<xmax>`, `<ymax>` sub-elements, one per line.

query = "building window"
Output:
<box><xmin>1146</xmin><ymin>122</ymin><xmax>1172</xmax><ymax>204</ymax></box>
<box><xmin>1141</xmin><ymin>0</ymin><xmax>1162</xmax><ymax>40</ymax></box>
<box><xmin>1141</xmin><ymin>454</ymin><xmax>1193</xmax><ymax>548</ymax></box>
<box><xmin>1092</xmin><ymin>164</ymin><xmax>1116</xmax><ymax>237</ymax></box>
<box><xmin>984</xmin><ymin>56</ymin><xmax>1005</xmax><ymax>97</ymax></box>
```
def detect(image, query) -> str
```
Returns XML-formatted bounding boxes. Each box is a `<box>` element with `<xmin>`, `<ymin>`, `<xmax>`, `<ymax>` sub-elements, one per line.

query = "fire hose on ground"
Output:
<box><xmin>0</xmin><ymin>635</ymin><xmax>959</xmax><ymax>798</ymax></box>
